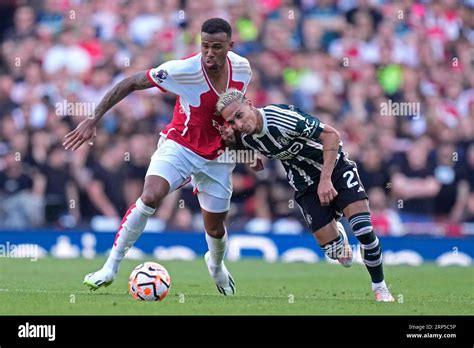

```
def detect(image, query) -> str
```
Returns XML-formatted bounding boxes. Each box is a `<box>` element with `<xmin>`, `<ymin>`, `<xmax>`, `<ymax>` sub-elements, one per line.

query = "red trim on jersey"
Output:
<box><xmin>201</xmin><ymin>61</ymin><xmax>213</xmax><ymax>93</ymax></box>
<box><xmin>201</xmin><ymin>56</ymin><xmax>231</xmax><ymax>97</ymax></box>
<box><xmin>227</xmin><ymin>56</ymin><xmax>233</xmax><ymax>82</ymax></box>
<box><xmin>146</xmin><ymin>69</ymin><xmax>167</xmax><ymax>93</ymax></box>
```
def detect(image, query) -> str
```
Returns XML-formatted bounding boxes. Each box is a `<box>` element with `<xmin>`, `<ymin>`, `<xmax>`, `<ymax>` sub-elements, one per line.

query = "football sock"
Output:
<box><xmin>349</xmin><ymin>212</ymin><xmax>384</xmax><ymax>283</ymax></box>
<box><xmin>371</xmin><ymin>280</ymin><xmax>388</xmax><ymax>291</ymax></box>
<box><xmin>104</xmin><ymin>198</ymin><xmax>156</xmax><ymax>274</ymax></box>
<box><xmin>321</xmin><ymin>233</ymin><xmax>344</xmax><ymax>260</ymax></box>
<box><xmin>205</xmin><ymin>229</ymin><xmax>228</xmax><ymax>272</ymax></box>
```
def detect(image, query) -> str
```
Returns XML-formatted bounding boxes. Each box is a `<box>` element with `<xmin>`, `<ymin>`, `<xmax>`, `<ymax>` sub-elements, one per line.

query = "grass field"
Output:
<box><xmin>0</xmin><ymin>257</ymin><xmax>472</xmax><ymax>315</ymax></box>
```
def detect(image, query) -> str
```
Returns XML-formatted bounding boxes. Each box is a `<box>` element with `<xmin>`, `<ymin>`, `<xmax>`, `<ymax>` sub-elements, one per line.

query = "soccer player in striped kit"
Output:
<box><xmin>64</xmin><ymin>19</ymin><xmax>252</xmax><ymax>296</ymax></box>
<box><xmin>217</xmin><ymin>88</ymin><xmax>394</xmax><ymax>302</ymax></box>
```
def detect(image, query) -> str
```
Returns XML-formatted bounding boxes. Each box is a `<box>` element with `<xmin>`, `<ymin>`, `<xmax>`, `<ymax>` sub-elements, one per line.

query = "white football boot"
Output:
<box><xmin>373</xmin><ymin>284</ymin><xmax>395</xmax><ymax>302</ymax></box>
<box><xmin>336</xmin><ymin>221</ymin><xmax>353</xmax><ymax>268</ymax></box>
<box><xmin>83</xmin><ymin>268</ymin><xmax>116</xmax><ymax>290</ymax></box>
<box><xmin>204</xmin><ymin>252</ymin><xmax>236</xmax><ymax>296</ymax></box>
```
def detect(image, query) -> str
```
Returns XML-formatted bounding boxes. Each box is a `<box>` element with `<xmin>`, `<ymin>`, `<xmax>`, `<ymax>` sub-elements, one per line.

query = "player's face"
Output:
<box><xmin>221</xmin><ymin>100</ymin><xmax>260</xmax><ymax>135</ymax></box>
<box><xmin>201</xmin><ymin>32</ymin><xmax>233</xmax><ymax>71</ymax></box>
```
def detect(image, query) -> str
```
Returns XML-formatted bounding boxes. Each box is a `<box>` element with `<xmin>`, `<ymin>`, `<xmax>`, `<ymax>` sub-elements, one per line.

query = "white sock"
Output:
<box><xmin>205</xmin><ymin>230</ymin><xmax>228</xmax><ymax>271</ymax></box>
<box><xmin>372</xmin><ymin>280</ymin><xmax>387</xmax><ymax>291</ymax></box>
<box><xmin>103</xmin><ymin>198</ymin><xmax>156</xmax><ymax>273</ymax></box>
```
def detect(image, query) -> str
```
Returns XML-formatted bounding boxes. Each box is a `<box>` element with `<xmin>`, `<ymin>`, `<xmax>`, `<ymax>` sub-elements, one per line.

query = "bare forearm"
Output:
<box><xmin>91</xmin><ymin>71</ymin><xmax>153</xmax><ymax>124</ymax></box>
<box><xmin>317</xmin><ymin>128</ymin><xmax>341</xmax><ymax>205</ymax></box>
<box><xmin>321</xmin><ymin>136</ymin><xmax>340</xmax><ymax>180</ymax></box>
<box><xmin>64</xmin><ymin>71</ymin><xmax>152</xmax><ymax>151</ymax></box>
<box><xmin>393</xmin><ymin>176</ymin><xmax>440</xmax><ymax>199</ymax></box>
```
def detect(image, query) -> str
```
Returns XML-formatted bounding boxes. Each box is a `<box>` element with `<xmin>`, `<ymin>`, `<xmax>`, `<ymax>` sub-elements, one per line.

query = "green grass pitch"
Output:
<box><xmin>0</xmin><ymin>257</ymin><xmax>472</xmax><ymax>315</ymax></box>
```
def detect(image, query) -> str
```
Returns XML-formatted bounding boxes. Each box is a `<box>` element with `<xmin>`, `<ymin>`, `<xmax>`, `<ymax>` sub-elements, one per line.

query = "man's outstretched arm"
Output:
<box><xmin>317</xmin><ymin>124</ymin><xmax>341</xmax><ymax>206</ymax></box>
<box><xmin>63</xmin><ymin>71</ymin><xmax>153</xmax><ymax>151</ymax></box>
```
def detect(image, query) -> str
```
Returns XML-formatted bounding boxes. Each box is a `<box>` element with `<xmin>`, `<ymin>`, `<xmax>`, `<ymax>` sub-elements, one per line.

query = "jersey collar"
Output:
<box><xmin>201</xmin><ymin>54</ymin><xmax>231</xmax><ymax>97</ymax></box>
<box><xmin>253</xmin><ymin>108</ymin><xmax>268</xmax><ymax>138</ymax></box>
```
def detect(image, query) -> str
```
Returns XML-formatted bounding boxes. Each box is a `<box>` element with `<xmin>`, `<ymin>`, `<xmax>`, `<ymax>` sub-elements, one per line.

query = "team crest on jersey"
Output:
<box><xmin>152</xmin><ymin>69</ymin><xmax>168</xmax><ymax>83</ymax></box>
<box><xmin>277</xmin><ymin>136</ymin><xmax>289</xmax><ymax>146</ymax></box>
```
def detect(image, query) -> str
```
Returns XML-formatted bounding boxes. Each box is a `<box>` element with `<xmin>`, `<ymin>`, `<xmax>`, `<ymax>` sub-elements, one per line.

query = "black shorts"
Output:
<box><xmin>295</xmin><ymin>155</ymin><xmax>368</xmax><ymax>232</ymax></box>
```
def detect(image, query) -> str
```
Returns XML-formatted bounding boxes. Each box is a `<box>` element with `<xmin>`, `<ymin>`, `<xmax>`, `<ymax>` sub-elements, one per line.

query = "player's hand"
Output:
<box><xmin>63</xmin><ymin>118</ymin><xmax>97</xmax><ymax>151</ymax></box>
<box><xmin>221</xmin><ymin>126</ymin><xmax>236</xmax><ymax>143</ymax></box>
<box><xmin>317</xmin><ymin>179</ymin><xmax>338</xmax><ymax>206</ymax></box>
<box><xmin>250</xmin><ymin>156</ymin><xmax>264</xmax><ymax>171</ymax></box>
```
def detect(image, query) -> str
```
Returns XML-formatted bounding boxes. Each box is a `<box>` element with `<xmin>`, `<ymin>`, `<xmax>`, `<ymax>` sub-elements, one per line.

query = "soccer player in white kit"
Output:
<box><xmin>63</xmin><ymin>18</ymin><xmax>252</xmax><ymax>296</ymax></box>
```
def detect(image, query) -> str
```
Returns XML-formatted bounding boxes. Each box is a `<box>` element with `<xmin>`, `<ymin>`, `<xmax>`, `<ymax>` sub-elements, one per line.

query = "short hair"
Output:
<box><xmin>201</xmin><ymin>18</ymin><xmax>232</xmax><ymax>38</ymax></box>
<box><xmin>216</xmin><ymin>88</ymin><xmax>245</xmax><ymax>114</ymax></box>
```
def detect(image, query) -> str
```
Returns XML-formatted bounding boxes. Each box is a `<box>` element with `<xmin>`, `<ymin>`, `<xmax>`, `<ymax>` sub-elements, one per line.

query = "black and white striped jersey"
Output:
<box><xmin>241</xmin><ymin>104</ymin><xmax>342</xmax><ymax>192</ymax></box>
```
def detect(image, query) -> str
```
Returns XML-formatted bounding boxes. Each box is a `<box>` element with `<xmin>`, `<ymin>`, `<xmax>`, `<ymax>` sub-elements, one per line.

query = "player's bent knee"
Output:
<box><xmin>203</xmin><ymin>219</ymin><xmax>226</xmax><ymax>238</ymax></box>
<box><xmin>312</xmin><ymin>220</ymin><xmax>339</xmax><ymax>246</ymax></box>
<box><xmin>202</xmin><ymin>211</ymin><xmax>227</xmax><ymax>238</ymax></box>
<box><xmin>140</xmin><ymin>191</ymin><xmax>157</xmax><ymax>208</ymax></box>
<box><xmin>205</xmin><ymin>227</ymin><xmax>225</xmax><ymax>238</ymax></box>
<box><xmin>344</xmin><ymin>199</ymin><xmax>370</xmax><ymax>217</ymax></box>
<box><xmin>141</xmin><ymin>176</ymin><xmax>171</xmax><ymax>208</ymax></box>
<box><xmin>141</xmin><ymin>189</ymin><xmax>170</xmax><ymax>209</ymax></box>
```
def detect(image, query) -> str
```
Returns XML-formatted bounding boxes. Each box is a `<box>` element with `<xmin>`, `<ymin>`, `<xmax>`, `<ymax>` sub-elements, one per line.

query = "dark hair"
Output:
<box><xmin>201</xmin><ymin>18</ymin><xmax>232</xmax><ymax>38</ymax></box>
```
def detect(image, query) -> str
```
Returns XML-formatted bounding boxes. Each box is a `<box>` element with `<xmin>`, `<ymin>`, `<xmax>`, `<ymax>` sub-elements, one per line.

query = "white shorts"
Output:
<box><xmin>146</xmin><ymin>137</ymin><xmax>235</xmax><ymax>213</ymax></box>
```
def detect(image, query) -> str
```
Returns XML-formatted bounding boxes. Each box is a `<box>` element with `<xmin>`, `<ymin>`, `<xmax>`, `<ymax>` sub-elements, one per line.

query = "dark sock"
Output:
<box><xmin>321</xmin><ymin>233</ymin><xmax>344</xmax><ymax>260</ymax></box>
<box><xmin>349</xmin><ymin>212</ymin><xmax>384</xmax><ymax>283</ymax></box>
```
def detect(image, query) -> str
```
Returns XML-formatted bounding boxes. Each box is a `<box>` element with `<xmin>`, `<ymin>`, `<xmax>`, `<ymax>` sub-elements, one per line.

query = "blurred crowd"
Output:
<box><xmin>0</xmin><ymin>0</ymin><xmax>473</xmax><ymax>235</ymax></box>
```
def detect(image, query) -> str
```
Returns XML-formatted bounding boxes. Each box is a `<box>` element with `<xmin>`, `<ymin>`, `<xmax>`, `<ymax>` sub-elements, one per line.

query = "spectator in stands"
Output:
<box><xmin>36</xmin><ymin>144</ymin><xmax>80</xmax><ymax>227</ymax></box>
<box><xmin>368</xmin><ymin>187</ymin><xmax>405</xmax><ymax>236</ymax></box>
<box><xmin>42</xmin><ymin>28</ymin><xmax>92</xmax><ymax>76</ymax></box>
<box><xmin>87</xmin><ymin>142</ymin><xmax>128</xmax><ymax>219</ymax></box>
<box><xmin>358</xmin><ymin>143</ymin><xmax>390</xmax><ymax>192</ymax></box>
<box><xmin>0</xmin><ymin>152</ymin><xmax>43</xmax><ymax>228</ymax></box>
<box><xmin>432</xmin><ymin>142</ymin><xmax>469</xmax><ymax>223</ymax></box>
<box><xmin>3</xmin><ymin>6</ymin><xmax>36</xmax><ymax>42</ymax></box>
<box><xmin>227</xmin><ymin>163</ymin><xmax>258</xmax><ymax>226</ymax></box>
<box><xmin>391</xmin><ymin>138</ymin><xmax>440</xmax><ymax>222</ymax></box>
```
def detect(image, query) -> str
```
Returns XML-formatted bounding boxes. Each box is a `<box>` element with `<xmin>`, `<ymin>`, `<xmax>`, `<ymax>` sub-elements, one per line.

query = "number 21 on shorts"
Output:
<box><xmin>343</xmin><ymin>168</ymin><xmax>365</xmax><ymax>192</ymax></box>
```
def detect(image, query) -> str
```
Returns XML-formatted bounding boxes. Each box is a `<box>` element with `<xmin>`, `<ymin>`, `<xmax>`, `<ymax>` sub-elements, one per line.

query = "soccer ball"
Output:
<box><xmin>128</xmin><ymin>262</ymin><xmax>171</xmax><ymax>301</ymax></box>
